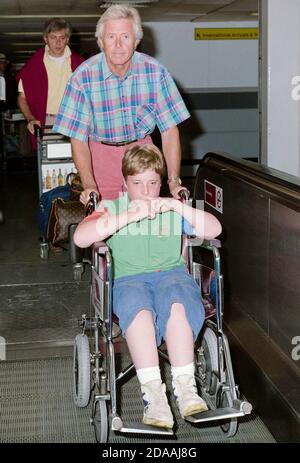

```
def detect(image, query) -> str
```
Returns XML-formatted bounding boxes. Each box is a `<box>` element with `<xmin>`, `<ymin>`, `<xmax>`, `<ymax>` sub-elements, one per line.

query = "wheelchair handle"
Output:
<box><xmin>178</xmin><ymin>189</ymin><xmax>190</xmax><ymax>201</ymax></box>
<box><xmin>85</xmin><ymin>191</ymin><xmax>99</xmax><ymax>216</ymax></box>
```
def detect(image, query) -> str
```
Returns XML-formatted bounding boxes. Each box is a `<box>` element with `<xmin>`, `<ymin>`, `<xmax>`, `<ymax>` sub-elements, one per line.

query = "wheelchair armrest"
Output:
<box><xmin>92</xmin><ymin>241</ymin><xmax>110</xmax><ymax>253</ymax></box>
<box><xmin>187</xmin><ymin>237</ymin><xmax>221</xmax><ymax>248</ymax></box>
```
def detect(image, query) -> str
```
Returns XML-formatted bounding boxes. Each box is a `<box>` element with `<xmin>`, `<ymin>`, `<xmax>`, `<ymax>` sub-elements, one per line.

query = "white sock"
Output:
<box><xmin>136</xmin><ymin>366</ymin><xmax>161</xmax><ymax>385</ymax></box>
<box><xmin>171</xmin><ymin>362</ymin><xmax>195</xmax><ymax>381</ymax></box>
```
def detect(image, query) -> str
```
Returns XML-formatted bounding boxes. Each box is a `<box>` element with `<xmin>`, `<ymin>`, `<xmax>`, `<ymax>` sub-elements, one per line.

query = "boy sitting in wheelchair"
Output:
<box><xmin>74</xmin><ymin>144</ymin><xmax>222</xmax><ymax>430</ymax></box>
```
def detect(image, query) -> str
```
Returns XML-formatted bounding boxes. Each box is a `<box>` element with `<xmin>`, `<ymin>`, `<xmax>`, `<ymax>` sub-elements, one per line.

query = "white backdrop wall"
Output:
<box><xmin>143</xmin><ymin>21</ymin><xmax>259</xmax><ymax>89</ymax></box>
<box><xmin>260</xmin><ymin>0</ymin><xmax>300</xmax><ymax>177</ymax></box>
<box><xmin>143</xmin><ymin>21</ymin><xmax>259</xmax><ymax>163</ymax></box>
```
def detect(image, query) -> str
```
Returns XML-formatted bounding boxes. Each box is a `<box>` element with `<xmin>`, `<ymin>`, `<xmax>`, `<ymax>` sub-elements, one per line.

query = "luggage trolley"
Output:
<box><xmin>35</xmin><ymin>125</ymin><xmax>77</xmax><ymax>260</ymax></box>
<box><xmin>73</xmin><ymin>192</ymin><xmax>252</xmax><ymax>442</ymax></box>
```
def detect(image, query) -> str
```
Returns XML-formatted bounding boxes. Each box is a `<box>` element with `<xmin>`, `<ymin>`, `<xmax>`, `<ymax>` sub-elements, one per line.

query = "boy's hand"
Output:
<box><xmin>169</xmin><ymin>183</ymin><xmax>189</xmax><ymax>199</ymax></box>
<box><xmin>128</xmin><ymin>199</ymin><xmax>157</xmax><ymax>221</ymax></box>
<box><xmin>152</xmin><ymin>197</ymin><xmax>180</xmax><ymax>214</ymax></box>
<box><xmin>80</xmin><ymin>188</ymin><xmax>99</xmax><ymax>205</ymax></box>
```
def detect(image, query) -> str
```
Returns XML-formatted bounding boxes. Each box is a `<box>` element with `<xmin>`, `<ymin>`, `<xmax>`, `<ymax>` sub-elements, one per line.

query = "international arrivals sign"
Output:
<box><xmin>195</xmin><ymin>27</ymin><xmax>258</xmax><ymax>40</ymax></box>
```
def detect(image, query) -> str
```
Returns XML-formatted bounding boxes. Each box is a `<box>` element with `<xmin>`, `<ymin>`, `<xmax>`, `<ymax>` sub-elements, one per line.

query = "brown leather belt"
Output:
<box><xmin>100</xmin><ymin>139</ymin><xmax>137</xmax><ymax>147</ymax></box>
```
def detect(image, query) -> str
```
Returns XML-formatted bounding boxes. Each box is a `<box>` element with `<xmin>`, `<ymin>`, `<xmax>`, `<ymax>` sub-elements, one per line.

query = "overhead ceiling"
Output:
<box><xmin>0</xmin><ymin>0</ymin><xmax>258</xmax><ymax>67</ymax></box>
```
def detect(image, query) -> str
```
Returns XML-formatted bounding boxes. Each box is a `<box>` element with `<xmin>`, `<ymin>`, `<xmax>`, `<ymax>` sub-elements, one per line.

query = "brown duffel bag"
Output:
<box><xmin>47</xmin><ymin>197</ymin><xmax>85</xmax><ymax>246</ymax></box>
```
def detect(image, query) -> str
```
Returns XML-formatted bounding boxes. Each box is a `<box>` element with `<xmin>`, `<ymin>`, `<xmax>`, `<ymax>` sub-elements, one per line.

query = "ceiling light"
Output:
<box><xmin>0</xmin><ymin>31</ymin><xmax>93</xmax><ymax>36</ymax></box>
<box><xmin>167</xmin><ymin>12</ymin><xmax>207</xmax><ymax>16</ymax></box>
<box><xmin>97</xmin><ymin>0</ymin><xmax>158</xmax><ymax>6</ymax></box>
<box><xmin>0</xmin><ymin>15</ymin><xmax>101</xmax><ymax>19</ymax></box>
<box><xmin>10</xmin><ymin>42</ymin><xmax>42</xmax><ymax>46</ymax></box>
<box><xmin>98</xmin><ymin>3</ymin><xmax>150</xmax><ymax>7</ymax></box>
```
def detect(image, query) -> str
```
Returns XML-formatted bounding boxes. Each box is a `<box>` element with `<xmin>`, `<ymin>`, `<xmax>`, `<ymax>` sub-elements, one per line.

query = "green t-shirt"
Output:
<box><xmin>102</xmin><ymin>194</ymin><xmax>185</xmax><ymax>279</ymax></box>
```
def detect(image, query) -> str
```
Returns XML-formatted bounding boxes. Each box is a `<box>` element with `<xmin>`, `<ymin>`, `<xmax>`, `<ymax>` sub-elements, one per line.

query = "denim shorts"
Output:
<box><xmin>112</xmin><ymin>265</ymin><xmax>205</xmax><ymax>345</ymax></box>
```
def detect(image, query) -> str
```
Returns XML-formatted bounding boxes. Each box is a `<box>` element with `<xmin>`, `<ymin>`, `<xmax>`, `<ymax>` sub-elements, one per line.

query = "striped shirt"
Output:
<box><xmin>53</xmin><ymin>51</ymin><xmax>190</xmax><ymax>143</ymax></box>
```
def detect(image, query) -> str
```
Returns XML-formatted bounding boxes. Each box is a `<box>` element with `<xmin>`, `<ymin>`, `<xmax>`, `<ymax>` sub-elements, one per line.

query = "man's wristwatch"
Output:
<box><xmin>167</xmin><ymin>176</ymin><xmax>182</xmax><ymax>185</ymax></box>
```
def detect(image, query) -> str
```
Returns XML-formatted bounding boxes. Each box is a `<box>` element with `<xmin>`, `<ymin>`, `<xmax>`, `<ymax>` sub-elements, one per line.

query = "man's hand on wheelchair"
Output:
<box><xmin>154</xmin><ymin>197</ymin><xmax>190</xmax><ymax>215</ymax></box>
<box><xmin>152</xmin><ymin>197</ymin><xmax>178</xmax><ymax>214</ymax></box>
<box><xmin>80</xmin><ymin>188</ymin><xmax>99</xmax><ymax>206</ymax></box>
<box><xmin>169</xmin><ymin>182</ymin><xmax>189</xmax><ymax>200</ymax></box>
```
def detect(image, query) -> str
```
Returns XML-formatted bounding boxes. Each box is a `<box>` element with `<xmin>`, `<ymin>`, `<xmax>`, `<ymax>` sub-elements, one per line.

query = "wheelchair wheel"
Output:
<box><xmin>92</xmin><ymin>399</ymin><xmax>109</xmax><ymax>443</ymax></box>
<box><xmin>217</xmin><ymin>387</ymin><xmax>238</xmax><ymax>438</ymax></box>
<box><xmin>196</xmin><ymin>326</ymin><xmax>218</xmax><ymax>395</ymax></box>
<box><xmin>73</xmin><ymin>334</ymin><xmax>91</xmax><ymax>407</ymax></box>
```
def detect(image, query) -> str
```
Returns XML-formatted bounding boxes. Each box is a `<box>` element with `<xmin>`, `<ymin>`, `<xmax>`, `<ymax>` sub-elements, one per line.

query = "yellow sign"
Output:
<box><xmin>195</xmin><ymin>27</ymin><xmax>259</xmax><ymax>40</ymax></box>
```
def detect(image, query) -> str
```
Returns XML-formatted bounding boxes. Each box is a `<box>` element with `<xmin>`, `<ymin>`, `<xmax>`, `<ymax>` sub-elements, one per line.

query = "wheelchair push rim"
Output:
<box><xmin>196</xmin><ymin>325</ymin><xmax>219</xmax><ymax>396</ymax></box>
<box><xmin>216</xmin><ymin>387</ymin><xmax>238</xmax><ymax>437</ymax></box>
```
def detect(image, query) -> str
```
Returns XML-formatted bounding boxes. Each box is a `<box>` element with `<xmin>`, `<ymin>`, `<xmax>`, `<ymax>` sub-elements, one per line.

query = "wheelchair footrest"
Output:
<box><xmin>185</xmin><ymin>400</ymin><xmax>252</xmax><ymax>424</ymax></box>
<box><xmin>112</xmin><ymin>421</ymin><xmax>173</xmax><ymax>435</ymax></box>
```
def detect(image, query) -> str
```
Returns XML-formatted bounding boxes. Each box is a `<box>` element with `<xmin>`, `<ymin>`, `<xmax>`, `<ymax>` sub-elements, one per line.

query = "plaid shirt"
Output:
<box><xmin>53</xmin><ymin>51</ymin><xmax>190</xmax><ymax>143</ymax></box>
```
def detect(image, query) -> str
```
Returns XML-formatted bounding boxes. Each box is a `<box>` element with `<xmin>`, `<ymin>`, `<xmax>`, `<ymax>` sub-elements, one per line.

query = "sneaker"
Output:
<box><xmin>141</xmin><ymin>379</ymin><xmax>174</xmax><ymax>429</ymax></box>
<box><xmin>173</xmin><ymin>374</ymin><xmax>208</xmax><ymax>418</ymax></box>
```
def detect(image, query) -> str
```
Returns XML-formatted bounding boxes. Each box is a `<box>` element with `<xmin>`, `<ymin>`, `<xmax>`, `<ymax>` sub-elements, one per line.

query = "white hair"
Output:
<box><xmin>95</xmin><ymin>4</ymin><xmax>143</xmax><ymax>44</ymax></box>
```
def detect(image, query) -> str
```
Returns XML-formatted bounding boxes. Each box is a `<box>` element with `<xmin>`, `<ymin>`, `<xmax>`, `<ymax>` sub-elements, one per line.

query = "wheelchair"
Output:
<box><xmin>72</xmin><ymin>192</ymin><xmax>252</xmax><ymax>442</ymax></box>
